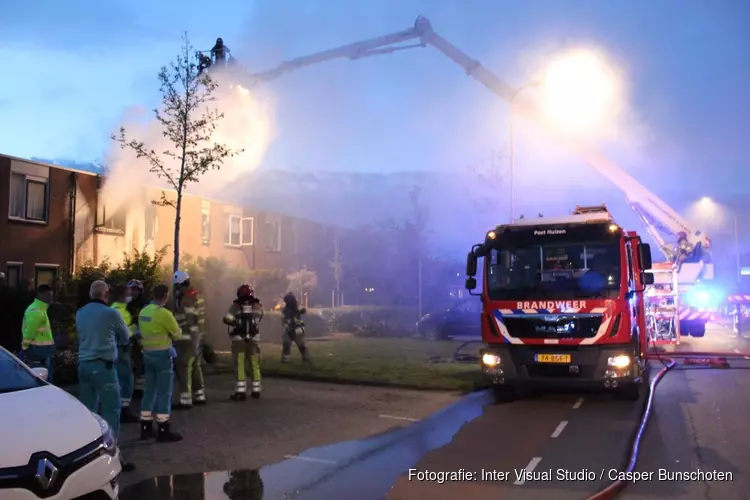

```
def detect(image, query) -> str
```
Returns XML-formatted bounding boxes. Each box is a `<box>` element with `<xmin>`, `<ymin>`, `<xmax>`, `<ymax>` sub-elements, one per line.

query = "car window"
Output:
<box><xmin>0</xmin><ymin>350</ymin><xmax>44</xmax><ymax>394</ymax></box>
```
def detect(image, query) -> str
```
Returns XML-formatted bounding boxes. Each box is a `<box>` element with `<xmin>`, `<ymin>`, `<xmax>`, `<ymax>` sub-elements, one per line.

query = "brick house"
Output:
<box><xmin>0</xmin><ymin>153</ymin><xmax>340</xmax><ymax>294</ymax></box>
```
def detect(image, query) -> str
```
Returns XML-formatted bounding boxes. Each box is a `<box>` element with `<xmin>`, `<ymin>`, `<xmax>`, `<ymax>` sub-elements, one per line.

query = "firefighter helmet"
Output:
<box><xmin>237</xmin><ymin>284</ymin><xmax>254</xmax><ymax>297</ymax></box>
<box><xmin>173</xmin><ymin>270</ymin><xmax>190</xmax><ymax>285</ymax></box>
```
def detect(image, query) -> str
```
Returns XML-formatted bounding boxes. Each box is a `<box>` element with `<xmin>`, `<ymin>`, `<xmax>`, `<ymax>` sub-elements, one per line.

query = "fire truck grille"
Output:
<box><xmin>503</xmin><ymin>315</ymin><xmax>604</xmax><ymax>339</ymax></box>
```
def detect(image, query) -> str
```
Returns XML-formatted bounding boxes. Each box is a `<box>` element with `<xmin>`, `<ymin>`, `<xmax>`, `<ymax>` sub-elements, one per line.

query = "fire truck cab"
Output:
<box><xmin>465</xmin><ymin>205</ymin><xmax>654</xmax><ymax>402</ymax></box>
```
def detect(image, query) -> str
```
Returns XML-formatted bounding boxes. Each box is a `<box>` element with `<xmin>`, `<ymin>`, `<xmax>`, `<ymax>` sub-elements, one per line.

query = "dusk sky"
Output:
<box><xmin>1</xmin><ymin>0</ymin><xmax>748</xmax><ymax>199</ymax></box>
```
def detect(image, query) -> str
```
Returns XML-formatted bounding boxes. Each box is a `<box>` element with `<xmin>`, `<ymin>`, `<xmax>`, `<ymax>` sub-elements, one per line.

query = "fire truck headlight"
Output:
<box><xmin>607</xmin><ymin>355</ymin><xmax>631</xmax><ymax>369</ymax></box>
<box><xmin>482</xmin><ymin>353</ymin><xmax>501</xmax><ymax>367</ymax></box>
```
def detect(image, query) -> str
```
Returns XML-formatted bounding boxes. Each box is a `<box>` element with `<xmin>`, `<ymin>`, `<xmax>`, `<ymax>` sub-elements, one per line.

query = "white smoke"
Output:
<box><xmin>101</xmin><ymin>65</ymin><xmax>277</xmax><ymax>215</ymax></box>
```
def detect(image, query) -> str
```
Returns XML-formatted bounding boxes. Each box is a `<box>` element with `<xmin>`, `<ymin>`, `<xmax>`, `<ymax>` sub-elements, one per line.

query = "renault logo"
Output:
<box><xmin>35</xmin><ymin>458</ymin><xmax>58</xmax><ymax>490</ymax></box>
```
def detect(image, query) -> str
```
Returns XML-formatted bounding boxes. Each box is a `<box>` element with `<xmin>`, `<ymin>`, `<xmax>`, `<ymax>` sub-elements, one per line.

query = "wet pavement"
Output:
<box><xmin>119</xmin><ymin>323</ymin><xmax>750</xmax><ymax>499</ymax></box>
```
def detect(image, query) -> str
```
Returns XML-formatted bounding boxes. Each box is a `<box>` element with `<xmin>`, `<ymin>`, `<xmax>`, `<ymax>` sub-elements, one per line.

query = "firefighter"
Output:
<box><xmin>281</xmin><ymin>292</ymin><xmax>312</xmax><ymax>363</ymax></box>
<box><xmin>110</xmin><ymin>284</ymin><xmax>139</xmax><ymax>423</ymax></box>
<box><xmin>223</xmin><ymin>284</ymin><xmax>263</xmax><ymax>400</ymax></box>
<box><xmin>211</xmin><ymin>37</ymin><xmax>229</xmax><ymax>64</ymax></box>
<box><xmin>198</xmin><ymin>52</ymin><xmax>212</xmax><ymax>74</ymax></box>
<box><xmin>172</xmin><ymin>270</ymin><xmax>207</xmax><ymax>409</ymax></box>
<box><xmin>127</xmin><ymin>279</ymin><xmax>147</xmax><ymax>398</ymax></box>
<box><xmin>21</xmin><ymin>285</ymin><xmax>56</xmax><ymax>382</ymax></box>
<box><xmin>138</xmin><ymin>283</ymin><xmax>183</xmax><ymax>442</ymax></box>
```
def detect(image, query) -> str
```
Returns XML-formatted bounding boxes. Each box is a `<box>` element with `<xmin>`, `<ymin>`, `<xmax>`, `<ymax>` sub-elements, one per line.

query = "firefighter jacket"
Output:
<box><xmin>223</xmin><ymin>297</ymin><xmax>263</xmax><ymax>342</ymax></box>
<box><xmin>281</xmin><ymin>306</ymin><xmax>306</xmax><ymax>333</ymax></box>
<box><xmin>174</xmin><ymin>288</ymin><xmax>205</xmax><ymax>346</ymax></box>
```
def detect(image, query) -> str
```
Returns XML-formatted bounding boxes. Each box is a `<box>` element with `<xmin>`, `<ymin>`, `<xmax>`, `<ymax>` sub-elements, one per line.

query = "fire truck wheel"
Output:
<box><xmin>492</xmin><ymin>385</ymin><xmax>516</xmax><ymax>403</ymax></box>
<box><xmin>614</xmin><ymin>383</ymin><xmax>640</xmax><ymax>401</ymax></box>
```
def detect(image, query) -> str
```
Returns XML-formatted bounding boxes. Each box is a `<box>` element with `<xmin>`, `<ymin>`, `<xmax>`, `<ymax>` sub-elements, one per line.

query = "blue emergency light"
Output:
<box><xmin>685</xmin><ymin>286</ymin><xmax>721</xmax><ymax>309</ymax></box>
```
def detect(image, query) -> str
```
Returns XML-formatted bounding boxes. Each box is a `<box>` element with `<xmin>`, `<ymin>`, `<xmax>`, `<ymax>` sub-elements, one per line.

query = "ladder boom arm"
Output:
<box><xmin>243</xmin><ymin>16</ymin><xmax>709</xmax><ymax>254</ymax></box>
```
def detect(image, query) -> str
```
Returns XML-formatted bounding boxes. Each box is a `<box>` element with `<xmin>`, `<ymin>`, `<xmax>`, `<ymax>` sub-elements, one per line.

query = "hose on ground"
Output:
<box><xmin>586</xmin><ymin>349</ymin><xmax>750</xmax><ymax>500</ymax></box>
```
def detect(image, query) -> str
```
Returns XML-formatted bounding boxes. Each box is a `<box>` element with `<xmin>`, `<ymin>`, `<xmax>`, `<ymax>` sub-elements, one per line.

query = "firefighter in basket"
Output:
<box><xmin>223</xmin><ymin>284</ymin><xmax>263</xmax><ymax>400</ymax></box>
<box><xmin>281</xmin><ymin>292</ymin><xmax>312</xmax><ymax>363</ymax></box>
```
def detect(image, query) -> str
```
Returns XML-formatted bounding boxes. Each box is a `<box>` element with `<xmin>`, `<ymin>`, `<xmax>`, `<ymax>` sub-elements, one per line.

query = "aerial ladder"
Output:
<box><xmin>210</xmin><ymin>16</ymin><xmax>715</xmax><ymax>337</ymax></box>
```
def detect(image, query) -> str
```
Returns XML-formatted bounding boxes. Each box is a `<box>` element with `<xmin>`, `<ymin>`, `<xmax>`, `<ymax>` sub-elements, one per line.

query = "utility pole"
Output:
<box><xmin>330</xmin><ymin>232</ymin><xmax>343</xmax><ymax>307</ymax></box>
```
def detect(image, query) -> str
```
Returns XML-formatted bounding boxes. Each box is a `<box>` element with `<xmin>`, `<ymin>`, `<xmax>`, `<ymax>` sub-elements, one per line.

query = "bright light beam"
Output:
<box><xmin>541</xmin><ymin>49</ymin><xmax>620</xmax><ymax>135</ymax></box>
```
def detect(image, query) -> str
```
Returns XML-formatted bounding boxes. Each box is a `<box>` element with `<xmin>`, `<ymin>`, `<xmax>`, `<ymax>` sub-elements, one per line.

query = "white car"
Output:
<box><xmin>0</xmin><ymin>347</ymin><xmax>121</xmax><ymax>499</ymax></box>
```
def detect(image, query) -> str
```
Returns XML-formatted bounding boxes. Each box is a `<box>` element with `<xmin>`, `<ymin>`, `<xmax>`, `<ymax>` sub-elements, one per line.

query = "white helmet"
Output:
<box><xmin>173</xmin><ymin>270</ymin><xmax>190</xmax><ymax>285</ymax></box>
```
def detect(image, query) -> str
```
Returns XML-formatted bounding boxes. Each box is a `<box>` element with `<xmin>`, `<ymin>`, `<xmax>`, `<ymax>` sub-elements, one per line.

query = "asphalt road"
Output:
<box><xmin>118</xmin><ymin>323</ymin><xmax>750</xmax><ymax>499</ymax></box>
<box><xmin>117</xmin><ymin>377</ymin><xmax>459</xmax><ymax>488</ymax></box>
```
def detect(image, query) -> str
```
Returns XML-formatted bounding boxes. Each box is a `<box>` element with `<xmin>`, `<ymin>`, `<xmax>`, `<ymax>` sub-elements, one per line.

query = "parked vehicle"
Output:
<box><xmin>0</xmin><ymin>347</ymin><xmax>121</xmax><ymax>500</ymax></box>
<box><xmin>416</xmin><ymin>299</ymin><xmax>482</xmax><ymax>340</ymax></box>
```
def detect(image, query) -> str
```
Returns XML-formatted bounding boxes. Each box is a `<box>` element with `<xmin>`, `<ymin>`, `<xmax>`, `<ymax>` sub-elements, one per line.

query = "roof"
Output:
<box><xmin>498</xmin><ymin>211</ymin><xmax>614</xmax><ymax>228</ymax></box>
<box><xmin>0</xmin><ymin>152</ymin><xmax>98</xmax><ymax>177</ymax></box>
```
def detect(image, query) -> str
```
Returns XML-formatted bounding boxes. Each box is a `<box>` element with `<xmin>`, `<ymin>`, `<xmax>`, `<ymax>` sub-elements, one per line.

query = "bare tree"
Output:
<box><xmin>409</xmin><ymin>185</ymin><xmax>430</xmax><ymax>320</ymax></box>
<box><xmin>330</xmin><ymin>232</ymin><xmax>344</xmax><ymax>307</ymax></box>
<box><xmin>112</xmin><ymin>33</ymin><xmax>241</xmax><ymax>276</ymax></box>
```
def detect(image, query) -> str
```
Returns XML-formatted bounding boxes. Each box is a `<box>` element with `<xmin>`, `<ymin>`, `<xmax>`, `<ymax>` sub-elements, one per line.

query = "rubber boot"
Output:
<box><xmin>156</xmin><ymin>421</ymin><xmax>183</xmax><ymax>443</ymax></box>
<box><xmin>120</xmin><ymin>456</ymin><xmax>136</xmax><ymax>473</ymax></box>
<box><xmin>120</xmin><ymin>407</ymin><xmax>140</xmax><ymax>424</ymax></box>
<box><xmin>139</xmin><ymin>420</ymin><xmax>154</xmax><ymax>440</ymax></box>
<box><xmin>299</xmin><ymin>346</ymin><xmax>313</xmax><ymax>365</ymax></box>
<box><xmin>251</xmin><ymin>391</ymin><xmax>260</xmax><ymax>400</ymax></box>
<box><xmin>230</xmin><ymin>392</ymin><xmax>247</xmax><ymax>401</ymax></box>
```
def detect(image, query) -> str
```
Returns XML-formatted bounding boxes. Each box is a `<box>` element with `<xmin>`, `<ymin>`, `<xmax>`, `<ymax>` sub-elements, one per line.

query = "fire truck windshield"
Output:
<box><xmin>486</xmin><ymin>241</ymin><xmax>621</xmax><ymax>300</ymax></box>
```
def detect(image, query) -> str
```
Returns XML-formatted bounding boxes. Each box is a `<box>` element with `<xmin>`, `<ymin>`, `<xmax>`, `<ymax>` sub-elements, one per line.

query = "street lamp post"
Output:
<box><xmin>699</xmin><ymin>196</ymin><xmax>741</xmax><ymax>283</ymax></box>
<box><xmin>508</xmin><ymin>82</ymin><xmax>540</xmax><ymax>223</ymax></box>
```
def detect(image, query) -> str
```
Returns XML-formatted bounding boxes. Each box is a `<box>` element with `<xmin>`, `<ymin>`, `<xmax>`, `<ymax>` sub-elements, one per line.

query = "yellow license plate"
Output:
<box><xmin>535</xmin><ymin>354</ymin><xmax>572</xmax><ymax>364</ymax></box>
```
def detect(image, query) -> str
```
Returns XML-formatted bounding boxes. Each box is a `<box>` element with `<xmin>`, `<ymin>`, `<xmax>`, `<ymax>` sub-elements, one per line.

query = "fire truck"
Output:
<box><xmin>464</xmin><ymin>205</ymin><xmax>653</xmax><ymax>401</ymax></box>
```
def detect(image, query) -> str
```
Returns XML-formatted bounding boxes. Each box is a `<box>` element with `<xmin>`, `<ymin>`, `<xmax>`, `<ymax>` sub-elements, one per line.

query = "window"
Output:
<box><xmin>487</xmin><ymin>241</ymin><xmax>621</xmax><ymax>301</ymax></box>
<box><xmin>5</xmin><ymin>263</ymin><xmax>22</xmax><ymax>288</ymax></box>
<box><xmin>96</xmin><ymin>202</ymin><xmax>126</xmax><ymax>233</ymax></box>
<box><xmin>201</xmin><ymin>202</ymin><xmax>211</xmax><ymax>245</ymax></box>
<box><xmin>265</xmin><ymin>220</ymin><xmax>281</xmax><ymax>252</ymax></box>
<box><xmin>9</xmin><ymin>172</ymin><xmax>48</xmax><ymax>222</ymax></box>
<box><xmin>224</xmin><ymin>215</ymin><xmax>253</xmax><ymax>247</ymax></box>
<box><xmin>144</xmin><ymin>205</ymin><xmax>157</xmax><ymax>241</ymax></box>
<box><xmin>34</xmin><ymin>265</ymin><xmax>58</xmax><ymax>287</ymax></box>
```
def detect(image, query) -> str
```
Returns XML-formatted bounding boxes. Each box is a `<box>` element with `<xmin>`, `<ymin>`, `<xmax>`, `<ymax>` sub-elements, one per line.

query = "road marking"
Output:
<box><xmin>572</xmin><ymin>398</ymin><xmax>584</xmax><ymax>409</ymax></box>
<box><xmin>514</xmin><ymin>457</ymin><xmax>542</xmax><ymax>485</ymax></box>
<box><xmin>550</xmin><ymin>421</ymin><xmax>568</xmax><ymax>438</ymax></box>
<box><xmin>379</xmin><ymin>414</ymin><xmax>418</xmax><ymax>422</ymax></box>
<box><xmin>284</xmin><ymin>455</ymin><xmax>337</xmax><ymax>465</ymax></box>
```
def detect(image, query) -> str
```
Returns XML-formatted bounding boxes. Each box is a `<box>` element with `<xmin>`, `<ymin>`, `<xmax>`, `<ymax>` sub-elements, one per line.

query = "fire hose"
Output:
<box><xmin>586</xmin><ymin>346</ymin><xmax>750</xmax><ymax>500</ymax></box>
<box><xmin>441</xmin><ymin>338</ymin><xmax>749</xmax><ymax>499</ymax></box>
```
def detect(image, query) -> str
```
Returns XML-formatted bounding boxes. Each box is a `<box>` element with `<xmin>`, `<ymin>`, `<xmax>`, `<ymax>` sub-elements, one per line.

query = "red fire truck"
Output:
<box><xmin>465</xmin><ymin>205</ymin><xmax>654</xmax><ymax>402</ymax></box>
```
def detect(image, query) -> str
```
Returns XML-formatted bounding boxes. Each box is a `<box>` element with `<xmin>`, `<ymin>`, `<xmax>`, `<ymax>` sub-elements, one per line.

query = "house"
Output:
<box><xmin>0</xmin><ymin>153</ymin><xmax>340</xmax><ymax>292</ymax></box>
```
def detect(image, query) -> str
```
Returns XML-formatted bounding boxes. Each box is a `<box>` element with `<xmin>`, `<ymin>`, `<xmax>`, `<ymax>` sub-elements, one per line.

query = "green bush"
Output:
<box><xmin>316</xmin><ymin>307</ymin><xmax>419</xmax><ymax>337</ymax></box>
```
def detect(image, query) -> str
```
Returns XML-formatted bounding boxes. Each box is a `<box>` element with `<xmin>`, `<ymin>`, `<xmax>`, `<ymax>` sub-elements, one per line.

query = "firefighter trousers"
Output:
<box><xmin>282</xmin><ymin>328</ymin><xmax>309</xmax><ymax>362</ymax></box>
<box><xmin>116</xmin><ymin>345</ymin><xmax>134</xmax><ymax>409</ymax></box>
<box><xmin>231</xmin><ymin>339</ymin><xmax>261</xmax><ymax>394</ymax></box>
<box><xmin>78</xmin><ymin>359</ymin><xmax>121</xmax><ymax>438</ymax></box>
<box><xmin>173</xmin><ymin>340</ymin><xmax>206</xmax><ymax>406</ymax></box>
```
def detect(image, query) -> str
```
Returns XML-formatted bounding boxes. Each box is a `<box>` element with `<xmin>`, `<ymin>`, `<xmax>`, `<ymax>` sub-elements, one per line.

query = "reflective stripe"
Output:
<box><xmin>184</xmin><ymin>307</ymin><xmax>198</xmax><ymax>314</ymax></box>
<box><xmin>30</xmin><ymin>340</ymin><xmax>55</xmax><ymax>346</ymax></box>
<box><xmin>121</xmin><ymin>398</ymin><xmax>131</xmax><ymax>407</ymax></box>
<box><xmin>180</xmin><ymin>392</ymin><xmax>192</xmax><ymax>405</ymax></box>
<box><xmin>179</xmin><ymin>335</ymin><xmax>193</xmax><ymax>340</ymax></box>
<box><xmin>189</xmin><ymin>326</ymin><xmax>200</xmax><ymax>333</ymax></box>
<box><xmin>251</xmin><ymin>381</ymin><xmax>261</xmax><ymax>392</ymax></box>
<box><xmin>155</xmin><ymin>413</ymin><xmax>170</xmax><ymax>423</ymax></box>
<box><xmin>140</xmin><ymin>410</ymin><xmax>153</xmax><ymax>421</ymax></box>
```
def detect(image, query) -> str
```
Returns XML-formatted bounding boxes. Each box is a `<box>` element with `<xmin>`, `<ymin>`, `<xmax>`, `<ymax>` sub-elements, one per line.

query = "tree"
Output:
<box><xmin>408</xmin><ymin>185</ymin><xmax>430</xmax><ymax>319</ymax></box>
<box><xmin>112</xmin><ymin>33</ymin><xmax>241</xmax><ymax>276</ymax></box>
<box><xmin>330</xmin><ymin>232</ymin><xmax>344</xmax><ymax>307</ymax></box>
<box><xmin>287</xmin><ymin>268</ymin><xmax>318</xmax><ymax>308</ymax></box>
<box><xmin>465</xmin><ymin>148</ymin><xmax>509</xmax><ymax>230</ymax></box>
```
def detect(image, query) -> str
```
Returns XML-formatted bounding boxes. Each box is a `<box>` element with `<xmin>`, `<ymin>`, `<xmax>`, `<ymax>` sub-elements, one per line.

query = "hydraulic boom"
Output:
<box><xmin>230</xmin><ymin>16</ymin><xmax>712</xmax><ymax>283</ymax></box>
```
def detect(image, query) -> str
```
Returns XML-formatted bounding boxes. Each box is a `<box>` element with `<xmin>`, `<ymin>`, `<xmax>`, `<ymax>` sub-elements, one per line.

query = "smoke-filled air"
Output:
<box><xmin>101</xmin><ymin>63</ymin><xmax>276</xmax><ymax>219</ymax></box>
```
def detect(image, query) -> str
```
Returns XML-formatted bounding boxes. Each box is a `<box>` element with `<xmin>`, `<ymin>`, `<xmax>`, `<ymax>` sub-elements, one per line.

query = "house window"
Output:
<box><xmin>144</xmin><ymin>205</ymin><xmax>157</xmax><ymax>240</ymax></box>
<box><xmin>265</xmin><ymin>220</ymin><xmax>281</xmax><ymax>252</ymax></box>
<box><xmin>34</xmin><ymin>265</ymin><xmax>58</xmax><ymax>287</ymax></box>
<box><xmin>201</xmin><ymin>202</ymin><xmax>211</xmax><ymax>245</ymax></box>
<box><xmin>96</xmin><ymin>203</ymin><xmax>126</xmax><ymax>233</ymax></box>
<box><xmin>224</xmin><ymin>215</ymin><xmax>253</xmax><ymax>247</ymax></box>
<box><xmin>9</xmin><ymin>172</ymin><xmax>49</xmax><ymax>222</ymax></box>
<box><xmin>5</xmin><ymin>263</ymin><xmax>22</xmax><ymax>288</ymax></box>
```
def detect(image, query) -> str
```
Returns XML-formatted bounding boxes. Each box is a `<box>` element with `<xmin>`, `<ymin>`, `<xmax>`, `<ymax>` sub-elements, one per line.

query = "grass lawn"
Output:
<box><xmin>213</xmin><ymin>337</ymin><xmax>485</xmax><ymax>393</ymax></box>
